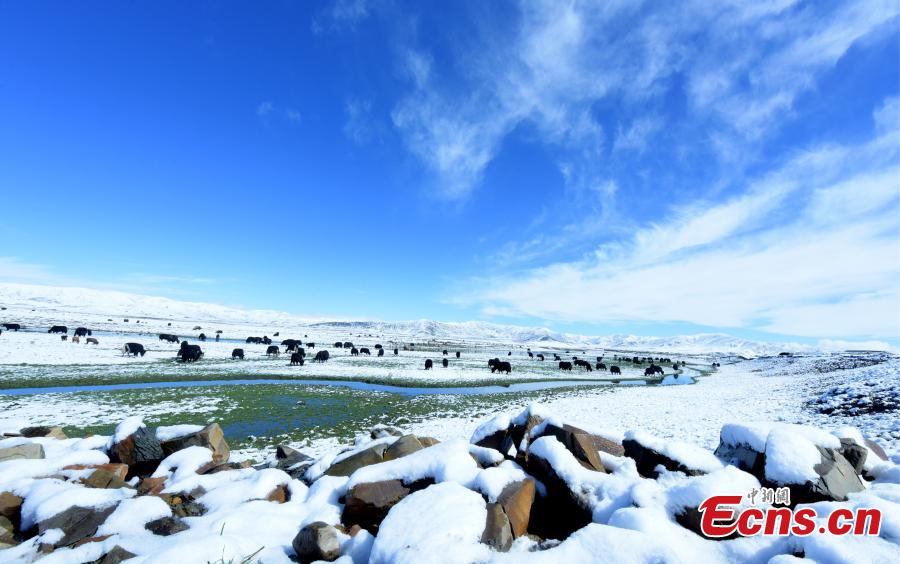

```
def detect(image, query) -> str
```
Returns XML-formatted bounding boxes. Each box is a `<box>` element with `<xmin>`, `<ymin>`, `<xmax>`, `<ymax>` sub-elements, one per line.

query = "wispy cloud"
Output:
<box><xmin>256</xmin><ymin>101</ymin><xmax>274</xmax><ymax>117</ymax></box>
<box><xmin>344</xmin><ymin>97</ymin><xmax>376</xmax><ymax>144</ymax></box>
<box><xmin>388</xmin><ymin>0</ymin><xmax>898</xmax><ymax>199</ymax></box>
<box><xmin>312</xmin><ymin>0</ymin><xmax>371</xmax><ymax>34</ymax></box>
<box><xmin>456</xmin><ymin>126</ymin><xmax>900</xmax><ymax>340</ymax></box>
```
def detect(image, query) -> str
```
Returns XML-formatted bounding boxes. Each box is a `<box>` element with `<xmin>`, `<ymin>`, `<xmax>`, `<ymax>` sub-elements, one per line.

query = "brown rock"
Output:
<box><xmin>534</xmin><ymin>423</ymin><xmax>606</xmax><ymax>472</ymax></box>
<box><xmin>101</xmin><ymin>545</ymin><xmax>137</xmax><ymax>564</ymax></box>
<box><xmin>160</xmin><ymin>423</ymin><xmax>230</xmax><ymax>466</ymax></box>
<box><xmin>325</xmin><ymin>444</ymin><xmax>385</xmax><ymax>477</ymax></box>
<box><xmin>383</xmin><ymin>435</ymin><xmax>424</xmax><ymax>461</ymax></box>
<box><xmin>0</xmin><ymin>492</ymin><xmax>23</xmax><ymax>527</ymax></box>
<box><xmin>137</xmin><ymin>476</ymin><xmax>167</xmax><ymax>496</ymax></box>
<box><xmin>64</xmin><ymin>463</ymin><xmax>129</xmax><ymax>481</ymax></box>
<box><xmin>481</xmin><ymin>503</ymin><xmax>513</xmax><ymax>551</ymax></box>
<box><xmin>0</xmin><ymin>515</ymin><xmax>15</xmax><ymax>544</ymax></box>
<box><xmin>266</xmin><ymin>484</ymin><xmax>290</xmax><ymax>503</ymax></box>
<box><xmin>71</xmin><ymin>534</ymin><xmax>112</xmax><ymax>548</ymax></box>
<box><xmin>83</xmin><ymin>469</ymin><xmax>129</xmax><ymax>490</ymax></box>
<box><xmin>525</xmin><ymin>447</ymin><xmax>593</xmax><ymax>540</ymax></box>
<box><xmin>342</xmin><ymin>479</ymin><xmax>411</xmax><ymax>533</ymax></box>
<box><xmin>497</xmin><ymin>479</ymin><xmax>535</xmax><ymax>538</ymax></box>
<box><xmin>418</xmin><ymin>436</ymin><xmax>441</xmax><ymax>447</ymax></box>
<box><xmin>20</xmin><ymin>426</ymin><xmax>67</xmax><ymax>440</ymax></box>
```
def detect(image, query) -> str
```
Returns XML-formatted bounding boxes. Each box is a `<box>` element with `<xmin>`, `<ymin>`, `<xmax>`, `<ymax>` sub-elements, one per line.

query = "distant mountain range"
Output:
<box><xmin>0</xmin><ymin>282</ymin><xmax>856</xmax><ymax>357</ymax></box>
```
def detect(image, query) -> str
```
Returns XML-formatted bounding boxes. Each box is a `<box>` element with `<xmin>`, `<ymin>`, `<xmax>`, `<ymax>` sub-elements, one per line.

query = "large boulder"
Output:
<box><xmin>496</xmin><ymin>478</ymin><xmax>535</xmax><ymax>538</ymax></box>
<box><xmin>0</xmin><ymin>443</ymin><xmax>44</xmax><ymax>463</ymax></box>
<box><xmin>292</xmin><ymin>521</ymin><xmax>341</xmax><ymax>562</ymax></box>
<box><xmin>0</xmin><ymin>492</ymin><xmax>23</xmax><ymax>529</ymax></box>
<box><xmin>623</xmin><ymin>431</ymin><xmax>722</xmax><ymax>478</ymax></box>
<box><xmin>533</xmin><ymin>423</ymin><xmax>606</xmax><ymax>472</ymax></box>
<box><xmin>839</xmin><ymin>438</ymin><xmax>868</xmax><ymax>474</ymax></box>
<box><xmin>383</xmin><ymin>435</ymin><xmax>424</xmax><ymax>461</ymax></box>
<box><xmin>525</xmin><ymin>447</ymin><xmax>593</xmax><ymax>540</ymax></box>
<box><xmin>38</xmin><ymin>504</ymin><xmax>117</xmax><ymax>547</ymax></box>
<box><xmin>342</xmin><ymin>479</ymin><xmax>411</xmax><ymax>533</ymax></box>
<box><xmin>160</xmin><ymin>423</ymin><xmax>229</xmax><ymax>466</ymax></box>
<box><xmin>785</xmin><ymin>446</ymin><xmax>865</xmax><ymax>504</ymax></box>
<box><xmin>109</xmin><ymin>425</ymin><xmax>164</xmax><ymax>478</ymax></box>
<box><xmin>481</xmin><ymin>503</ymin><xmax>512</xmax><ymax>551</ymax></box>
<box><xmin>325</xmin><ymin>444</ymin><xmax>385</xmax><ymax>477</ymax></box>
<box><xmin>83</xmin><ymin>469</ymin><xmax>130</xmax><ymax>490</ymax></box>
<box><xmin>0</xmin><ymin>515</ymin><xmax>15</xmax><ymax>545</ymax></box>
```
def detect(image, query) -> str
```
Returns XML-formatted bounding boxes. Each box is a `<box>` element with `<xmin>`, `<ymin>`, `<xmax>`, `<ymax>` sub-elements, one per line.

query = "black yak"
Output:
<box><xmin>232</xmin><ymin>348</ymin><xmax>245</xmax><ymax>359</ymax></box>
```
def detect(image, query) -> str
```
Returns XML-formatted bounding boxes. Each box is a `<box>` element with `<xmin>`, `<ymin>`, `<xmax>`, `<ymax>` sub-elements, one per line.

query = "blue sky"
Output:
<box><xmin>1</xmin><ymin>1</ymin><xmax>898</xmax><ymax>346</ymax></box>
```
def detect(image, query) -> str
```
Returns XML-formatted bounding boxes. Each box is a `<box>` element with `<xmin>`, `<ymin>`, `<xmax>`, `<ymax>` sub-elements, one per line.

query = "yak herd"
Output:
<box><xmin>0</xmin><ymin>320</ymin><xmax>685</xmax><ymax>378</ymax></box>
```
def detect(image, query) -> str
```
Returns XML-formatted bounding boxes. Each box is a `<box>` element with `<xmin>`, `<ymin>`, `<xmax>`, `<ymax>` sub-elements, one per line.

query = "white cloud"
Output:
<box><xmin>344</xmin><ymin>98</ymin><xmax>376</xmax><ymax>144</ymax></box>
<box><xmin>457</xmin><ymin>131</ymin><xmax>900</xmax><ymax>339</ymax></box>
<box><xmin>256</xmin><ymin>101</ymin><xmax>274</xmax><ymax>117</ymax></box>
<box><xmin>285</xmin><ymin>109</ymin><xmax>301</xmax><ymax>123</ymax></box>
<box><xmin>389</xmin><ymin>0</ymin><xmax>898</xmax><ymax>199</ymax></box>
<box><xmin>312</xmin><ymin>0</ymin><xmax>371</xmax><ymax>34</ymax></box>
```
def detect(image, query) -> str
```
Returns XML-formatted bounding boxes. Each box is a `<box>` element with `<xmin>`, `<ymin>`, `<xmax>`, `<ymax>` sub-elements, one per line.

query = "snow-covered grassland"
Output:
<box><xmin>0</xmin><ymin>283</ymin><xmax>898</xmax><ymax>562</ymax></box>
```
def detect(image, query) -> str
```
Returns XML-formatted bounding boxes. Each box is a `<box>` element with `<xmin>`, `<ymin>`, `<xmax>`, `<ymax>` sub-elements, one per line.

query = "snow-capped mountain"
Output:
<box><xmin>0</xmin><ymin>282</ymin><xmax>861</xmax><ymax>357</ymax></box>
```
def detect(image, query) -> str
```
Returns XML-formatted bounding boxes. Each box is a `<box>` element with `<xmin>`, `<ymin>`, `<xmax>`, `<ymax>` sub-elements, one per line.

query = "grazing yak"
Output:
<box><xmin>199</xmin><ymin>333</ymin><xmax>207</xmax><ymax>342</ymax></box>
<box><xmin>350</xmin><ymin>347</ymin><xmax>359</xmax><ymax>356</ymax></box>
<box><xmin>261</xmin><ymin>336</ymin><xmax>272</xmax><ymax>345</ymax></box>
<box><xmin>360</xmin><ymin>347</ymin><xmax>371</xmax><ymax>356</ymax></box>
<box><xmin>306</xmin><ymin>342</ymin><xmax>315</xmax><ymax>349</ymax></box>
<box><xmin>574</xmin><ymin>359</ymin><xmax>593</xmax><ymax>372</ymax></box>
<box><xmin>86</xmin><ymin>338</ymin><xmax>99</xmax><ymax>345</ymax></box>
<box><xmin>442</xmin><ymin>349</ymin><xmax>448</xmax><ymax>356</ymax></box>
<box><xmin>74</xmin><ymin>327</ymin><xmax>92</xmax><ymax>337</ymax></box>
<box><xmin>456</xmin><ymin>351</ymin><xmax>460</xmax><ymax>359</ymax></box>
<box><xmin>343</xmin><ymin>341</ymin><xmax>353</xmax><ymax>349</ymax></box>
<box><xmin>48</xmin><ymin>325</ymin><xmax>67</xmax><ymax>334</ymax></box>
<box><xmin>424</xmin><ymin>359</ymin><xmax>433</xmax><ymax>370</ymax></box>
<box><xmin>290</xmin><ymin>352</ymin><xmax>304</xmax><ymax>366</ymax></box>
<box><xmin>334</xmin><ymin>341</ymin><xmax>343</xmax><ymax>348</ymax></box>
<box><xmin>536</xmin><ymin>354</ymin><xmax>544</xmax><ymax>361</ymax></box>
<box><xmin>596</xmin><ymin>362</ymin><xmax>607</xmax><ymax>370</ymax></box>
<box><xmin>393</xmin><ymin>348</ymin><xmax>399</xmax><ymax>355</ymax></box>
<box><xmin>374</xmin><ymin>344</ymin><xmax>382</xmax><ymax>349</ymax></box>
<box><xmin>193</xmin><ymin>326</ymin><xmax>202</xmax><ymax>330</ymax></box>
<box><xmin>559</xmin><ymin>361</ymin><xmax>573</xmax><ymax>371</ymax></box>
<box><xmin>488</xmin><ymin>358</ymin><xmax>512</xmax><ymax>374</ymax></box>
<box><xmin>159</xmin><ymin>334</ymin><xmax>179</xmax><ymax>343</ymax></box>
<box><xmin>442</xmin><ymin>358</ymin><xmax>448</xmax><ymax>368</ymax></box>
<box><xmin>644</xmin><ymin>364</ymin><xmax>664</xmax><ymax>376</ymax></box>
<box><xmin>266</xmin><ymin>345</ymin><xmax>280</xmax><ymax>358</ymax></box>
<box><xmin>246</xmin><ymin>337</ymin><xmax>263</xmax><ymax>344</ymax></box>
<box><xmin>179</xmin><ymin>342</ymin><xmax>203</xmax><ymax>362</ymax></box>
<box><xmin>314</xmin><ymin>350</ymin><xmax>330</xmax><ymax>362</ymax></box>
<box><xmin>2</xmin><ymin>323</ymin><xmax>21</xmax><ymax>331</ymax></box>
<box><xmin>610</xmin><ymin>366</ymin><xmax>621</xmax><ymax>375</ymax></box>
<box><xmin>231</xmin><ymin>348</ymin><xmax>245</xmax><ymax>360</ymax></box>
<box><xmin>377</xmin><ymin>348</ymin><xmax>384</xmax><ymax>357</ymax></box>
<box><xmin>553</xmin><ymin>354</ymin><xmax>561</xmax><ymax>361</ymax></box>
<box><xmin>527</xmin><ymin>351</ymin><xmax>534</xmax><ymax>359</ymax></box>
<box><xmin>123</xmin><ymin>343</ymin><xmax>146</xmax><ymax>357</ymax></box>
<box><xmin>282</xmin><ymin>339</ymin><xmax>301</xmax><ymax>352</ymax></box>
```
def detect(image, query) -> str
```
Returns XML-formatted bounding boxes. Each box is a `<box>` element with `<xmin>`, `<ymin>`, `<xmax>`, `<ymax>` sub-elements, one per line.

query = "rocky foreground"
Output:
<box><xmin>0</xmin><ymin>406</ymin><xmax>898</xmax><ymax>563</ymax></box>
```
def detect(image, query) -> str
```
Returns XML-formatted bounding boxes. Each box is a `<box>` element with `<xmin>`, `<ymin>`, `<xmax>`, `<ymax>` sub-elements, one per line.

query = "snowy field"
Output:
<box><xmin>0</xmin><ymin>284</ymin><xmax>898</xmax><ymax>562</ymax></box>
